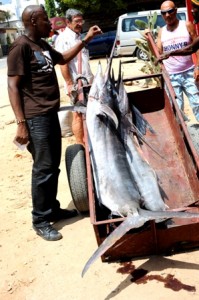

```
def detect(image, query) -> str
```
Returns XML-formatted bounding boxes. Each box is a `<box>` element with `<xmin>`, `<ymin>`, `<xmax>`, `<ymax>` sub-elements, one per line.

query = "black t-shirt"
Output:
<box><xmin>7</xmin><ymin>35</ymin><xmax>63</xmax><ymax>118</ymax></box>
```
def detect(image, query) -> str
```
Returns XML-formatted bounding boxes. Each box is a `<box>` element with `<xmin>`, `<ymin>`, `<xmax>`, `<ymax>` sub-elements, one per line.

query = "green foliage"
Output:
<box><xmin>148</xmin><ymin>11</ymin><xmax>157</xmax><ymax>31</ymax></box>
<box><xmin>0</xmin><ymin>10</ymin><xmax>6</xmax><ymax>22</ymax></box>
<box><xmin>134</xmin><ymin>12</ymin><xmax>159</xmax><ymax>38</ymax></box>
<box><xmin>45</xmin><ymin>0</ymin><xmax>57</xmax><ymax>18</ymax></box>
<box><xmin>0</xmin><ymin>10</ymin><xmax>12</xmax><ymax>26</ymax></box>
<box><xmin>134</xmin><ymin>12</ymin><xmax>161</xmax><ymax>87</ymax></box>
<box><xmin>55</xmin><ymin>0</ymin><xmax>126</xmax><ymax>14</ymax></box>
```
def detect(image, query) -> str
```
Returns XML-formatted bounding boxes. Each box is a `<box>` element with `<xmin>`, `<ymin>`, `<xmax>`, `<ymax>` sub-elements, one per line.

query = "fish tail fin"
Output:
<box><xmin>81</xmin><ymin>214</ymin><xmax>146</xmax><ymax>277</ymax></box>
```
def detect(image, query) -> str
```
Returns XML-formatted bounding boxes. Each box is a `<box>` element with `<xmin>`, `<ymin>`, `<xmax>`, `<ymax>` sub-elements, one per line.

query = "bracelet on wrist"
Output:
<box><xmin>81</xmin><ymin>38</ymin><xmax>88</xmax><ymax>47</ymax></box>
<box><xmin>16</xmin><ymin>119</ymin><xmax>26</xmax><ymax>125</ymax></box>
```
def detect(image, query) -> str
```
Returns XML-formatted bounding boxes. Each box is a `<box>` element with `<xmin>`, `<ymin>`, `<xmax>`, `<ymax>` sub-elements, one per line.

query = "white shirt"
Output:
<box><xmin>55</xmin><ymin>27</ymin><xmax>93</xmax><ymax>91</ymax></box>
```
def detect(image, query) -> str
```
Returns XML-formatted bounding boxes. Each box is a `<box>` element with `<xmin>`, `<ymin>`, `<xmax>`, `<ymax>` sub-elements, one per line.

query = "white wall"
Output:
<box><xmin>0</xmin><ymin>0</ymin><xmax>45</xmax><ymax>21</ymax></box>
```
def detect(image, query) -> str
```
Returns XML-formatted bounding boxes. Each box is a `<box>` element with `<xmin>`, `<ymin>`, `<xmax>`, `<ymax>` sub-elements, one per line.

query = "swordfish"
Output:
<box><xmin>87</xmin><ymin>63</ymin><xmax>141</xmax><ymax>216</ymax></box>
<box><xmin>81</xmin><ymin>63</ymin><xmax>199</xmax><ymax>277</ymax></box>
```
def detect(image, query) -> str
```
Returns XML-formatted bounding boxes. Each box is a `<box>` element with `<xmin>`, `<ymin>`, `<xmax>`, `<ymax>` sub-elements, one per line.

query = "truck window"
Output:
<box><xmin>121</xmin><ymin>12</ymin><xmax>186</xmax><ymax>32</ymax></box>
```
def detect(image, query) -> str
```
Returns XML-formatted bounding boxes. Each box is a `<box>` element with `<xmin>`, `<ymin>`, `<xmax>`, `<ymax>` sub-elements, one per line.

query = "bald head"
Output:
<box><xmin>21</xmin><ymin>5</ymin><xmax>51</xmax><ymax>41</ymax></box>
<box><xmin>22</xmin><ymin>5</ymin><xmax>45</xmax><ymax>27</ymax></box>
<box><xmin>160</xmin><ymin>1</ymin><xmax>176</xmax><ymax>11</ymax></box>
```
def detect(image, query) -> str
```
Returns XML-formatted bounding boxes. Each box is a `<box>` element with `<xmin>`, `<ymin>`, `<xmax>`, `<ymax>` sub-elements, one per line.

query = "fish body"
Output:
<box><xmin>86</xmin><ymin>64</ymin><xmax>141</xmax><ymax>216</ymax></box>
<box><xmin>116</xmin><ymin>76</ymin><xmax>167</xmax><ymax>211</ymax></box>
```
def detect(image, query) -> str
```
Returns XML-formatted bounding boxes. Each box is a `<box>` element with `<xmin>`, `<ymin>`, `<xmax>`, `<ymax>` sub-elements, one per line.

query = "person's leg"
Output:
<box><xmin>25</xmin><ymin>113</ymin><xmax>63</xmax><ymax>241</ymax></box>
<box><xmin>27</xmin><ymin>113</ymin><xmax>61</xmax><ymax>228</ymax></box>
<box><xmin>169</xmin><ymin>73</ymin><xmax>184</xmax><ymax>111</ymax></box>
<box><xmin>72</xmin><ymin>112</ymin><xmax>84</xmax><ymax>145</ymax></box>
<box><xmin>182</xmin><ymin>69</ymin><xmax>199</xmax><ymax>122</ymax></box>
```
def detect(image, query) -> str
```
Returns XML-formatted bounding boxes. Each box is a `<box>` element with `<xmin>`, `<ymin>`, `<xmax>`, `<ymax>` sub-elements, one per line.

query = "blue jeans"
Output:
<box><xmin>169</xmin><ymin>68</ymin><xmax>199</xmax><ymax>121</ymax></box>
<box><xmin>26</xmin><ymin>112</ymin><xmax>61</xmax><ymax>227</ymax></box>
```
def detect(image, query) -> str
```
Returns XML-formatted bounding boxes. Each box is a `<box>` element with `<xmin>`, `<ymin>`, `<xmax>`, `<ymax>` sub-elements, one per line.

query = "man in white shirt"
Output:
<box><xmin>55</xmin><ymin>8</ymin><xmax>93</xmax><ymax>99</ymax></box>
<box><xmin>55</xmin><ymin>9</ymin><xmax>93</xmax><ymax>144</ymax></box>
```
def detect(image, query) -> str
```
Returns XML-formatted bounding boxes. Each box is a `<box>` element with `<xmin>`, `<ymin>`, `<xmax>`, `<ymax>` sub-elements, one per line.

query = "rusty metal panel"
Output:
<box><xmin>84</xmin><ymin>62</ymin><xmax>199</xmax><ymax>262</ymax></box>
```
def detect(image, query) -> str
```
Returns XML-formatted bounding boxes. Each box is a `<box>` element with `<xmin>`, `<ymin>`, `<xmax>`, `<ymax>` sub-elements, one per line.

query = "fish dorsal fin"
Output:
<box><xmin>131</xmin><ymin>105</ymin><xmax>156</xmax><ymax>135</ymax></box>
<box><xmin>96</xmin><ymin>103</ymin><xmax>119</xmax><ymax>128</ymax></box>
<box><xmin>116</xmin><ymin>60</ymin><xmax>122</xmax><ymax>92</ymax></box>
<box><xmin>104</xmin><ymin>36</ymin><xmax>117</xmax><ymax>82</ymax></box>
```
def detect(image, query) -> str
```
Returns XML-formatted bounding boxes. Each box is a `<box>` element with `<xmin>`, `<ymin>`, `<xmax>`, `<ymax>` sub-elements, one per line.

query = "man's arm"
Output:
<box><xmin>58</xmin><ymin>25</ymin><xmax>102</xmax><ymax>65</ymax></box>
<box><xmin>54</xmin><ymin>30</ymin><xmax>74</xmax><ymax>95</ymax></box>
<box><xmin>186</xmin><ymin>20</ymin><xmax>199</xmax><ymax>81</ymax></box>
<box><xmin>8</xmin><ymin>75</ymin><xmax>29</xmax><ymax>145</ymax></box>
<box><xmin>158</xmin><ymin>37</ymin><xmax>199</xmax><ymax>60</ymax></box>
<box><xmin>60</xmin><ymin>64</ymin><xmax>74</xmax><ymax>96</ymax></box>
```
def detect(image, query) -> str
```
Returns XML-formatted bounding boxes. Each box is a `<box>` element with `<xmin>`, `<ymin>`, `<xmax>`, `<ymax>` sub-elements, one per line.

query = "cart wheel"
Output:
<box><xmin>65</xmin><ymin>144</ymin><xmax>89</xmax><ymax>213</ymax></box>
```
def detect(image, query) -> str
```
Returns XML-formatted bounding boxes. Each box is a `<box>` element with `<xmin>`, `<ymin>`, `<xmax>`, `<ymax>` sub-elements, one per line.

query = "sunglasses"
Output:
<box><xmin>161</xmin><ymin>8</ymin><xmax>176</xmax><ymax>15</ymax></box>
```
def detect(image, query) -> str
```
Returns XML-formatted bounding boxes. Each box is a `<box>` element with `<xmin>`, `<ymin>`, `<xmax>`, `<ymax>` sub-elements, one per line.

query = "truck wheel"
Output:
<box><xmin>65</xmin><ymin>144</ymin><xmax>89</xmax><ymax>213</ymax></box>
<box><xmin>136</xmin><ymin>48</ymin><xmax>148</xmax><ymax>61</ymax></box>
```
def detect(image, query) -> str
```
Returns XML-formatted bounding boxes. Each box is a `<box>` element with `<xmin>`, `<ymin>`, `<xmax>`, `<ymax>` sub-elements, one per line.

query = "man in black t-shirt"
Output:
<box><xmin>7</xmin><ymin>5</ymin><xmax>101</xmax><ymax>241</ymax></box>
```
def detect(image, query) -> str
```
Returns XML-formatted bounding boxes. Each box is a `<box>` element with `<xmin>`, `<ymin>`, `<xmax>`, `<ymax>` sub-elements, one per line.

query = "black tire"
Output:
<box><xmin>65</xmin><ymin>144</ymin><xmax>89</xmax><ymax>213</ymax></box>
<box><xmin>136</xmin><ymin>48</ymin><xmax>149</xmax><ymax>61</ymax></box>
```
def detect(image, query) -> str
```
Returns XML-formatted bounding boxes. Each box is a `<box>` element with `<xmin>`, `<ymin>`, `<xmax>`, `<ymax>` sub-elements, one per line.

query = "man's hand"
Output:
<box><xmin>144</xmin><ymin>28</ymin><xmax>151</xmax><ymax>39</ymax></box>
<box><xmin>84</xmin><ymin>26</ymin><xmax>102</xmax><ymax>43</ymax></box>
<box><xmin>156</xmin><ymin>53</ymin><xmax>170</xmax><ymax>63</ymax></box>
<box><xmin>15</xmin><ymin>123</ymin><xmax>29</xmax><ymax>145</ymax></box>
<box><xmin>67</xmin><ymin>84</ymin><xmax>74</xmax><ymax>97</ymax></box>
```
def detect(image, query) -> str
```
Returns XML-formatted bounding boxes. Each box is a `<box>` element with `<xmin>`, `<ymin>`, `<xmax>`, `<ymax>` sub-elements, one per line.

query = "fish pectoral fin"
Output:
<box><xmin>131</xmin><ymin>105</ymin><xmax>156</xmax><ymax>135</ymax></box>
<box><xmin>96</xmin><ymin>104</ymin><xmax>119</xmax><ymax>128</ymax></box>
<box><xmin>81</xmin><ymin>213</ymin><xmax>146</xmax><ymax>277</ymax></box>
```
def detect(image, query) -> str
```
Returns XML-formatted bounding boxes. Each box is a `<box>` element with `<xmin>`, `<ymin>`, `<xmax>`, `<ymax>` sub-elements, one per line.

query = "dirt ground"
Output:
<box><xmin>0</xmin><ymin>56</ymin><xmax>199</xmax><ymax>300</ymax></box>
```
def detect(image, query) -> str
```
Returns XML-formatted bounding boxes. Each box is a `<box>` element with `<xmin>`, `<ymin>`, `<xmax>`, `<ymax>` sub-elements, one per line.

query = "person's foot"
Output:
<box><xmin>48</xmin><ymin>209</ymin><xmax>78</xmax><ymax>222</ymax></box>
<box><xmin>33</xmin><ymin>224</ymin><xmax>62</xmax><ymax>241</ymax></box>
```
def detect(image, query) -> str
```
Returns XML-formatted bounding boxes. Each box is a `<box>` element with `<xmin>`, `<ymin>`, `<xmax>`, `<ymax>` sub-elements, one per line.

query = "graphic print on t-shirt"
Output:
<box><xmin>34</xmin><ymin>50</ymin><xmax>53</xmax><ymax>73</ymax></box>
<box><xmin>163</xmin><ymin>41</ymin><xmax>188</xmax><ymax>52</ymax></box>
